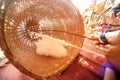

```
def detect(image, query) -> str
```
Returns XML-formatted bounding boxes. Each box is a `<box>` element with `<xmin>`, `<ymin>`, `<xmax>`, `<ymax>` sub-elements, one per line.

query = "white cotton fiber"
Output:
<box><xmin>34</xmin><ymin>35</ymin><xmax>67</xmax><ymax>58</ymax></box>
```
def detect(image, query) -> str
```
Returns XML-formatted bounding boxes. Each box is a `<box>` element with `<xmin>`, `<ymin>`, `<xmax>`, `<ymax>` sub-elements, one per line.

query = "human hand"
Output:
<box><xmin>104</xmin><ymin>44</ymin><xmax>120</xmax><ymax>71</ymax></box>
<box><xmin>89</xmin><ymin>31</ymin><xmax>120</xmax><ymax>71</ymax></box>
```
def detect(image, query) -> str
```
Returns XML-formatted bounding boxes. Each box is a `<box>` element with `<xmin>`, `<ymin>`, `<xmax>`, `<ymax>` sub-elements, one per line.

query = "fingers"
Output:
<box><xmin>104</xmin><ymin>44</ymin><xmax>112</xmax><ymax>53</ymax></box>
<box><xmin>95</xmin><ymin>44</ymin><xmax>106</xmax><ymax>51</ymax></box>
<box><xmin>93</xmin><ymin>40</ymin><xmax>101</xmax><ymax>44</ymax></box>
<box><xmin>104</xmin><ymin>44</ymin><xmax>120</xmax><ymax>54</ymax></box>
<box><xmin>93</xmin><ymin>44</ymin><xmax>111</xmax><ymax>52</ymax></box>
<box><xmin>89</xmin><ymin>34</ymin><xmax>99</xmax><ymax>40</ymax></box>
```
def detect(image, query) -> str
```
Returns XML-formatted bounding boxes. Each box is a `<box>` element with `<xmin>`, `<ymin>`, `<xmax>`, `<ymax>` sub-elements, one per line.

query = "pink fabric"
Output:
<box><xmin>0</xmin><ymin>63</ymin><xmax>35</xmax><ymax>80</ymax></box>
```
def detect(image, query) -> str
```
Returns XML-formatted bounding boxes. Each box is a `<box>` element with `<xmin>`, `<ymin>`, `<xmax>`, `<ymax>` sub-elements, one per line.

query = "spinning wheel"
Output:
<box><xmin>1</xmin><ymin>0</ymin><xmax>84</xmax><ymax>79</ymax></box>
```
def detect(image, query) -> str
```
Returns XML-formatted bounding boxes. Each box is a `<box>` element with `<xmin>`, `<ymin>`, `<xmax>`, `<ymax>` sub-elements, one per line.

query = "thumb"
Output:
<box><xmin>89</xmin><ymin>34</ymin><xmax>99</xmax><ymax>40</ymax></box>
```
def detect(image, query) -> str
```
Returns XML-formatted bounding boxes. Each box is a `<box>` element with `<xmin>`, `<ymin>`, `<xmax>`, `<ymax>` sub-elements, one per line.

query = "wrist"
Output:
<box><xmin>98</xmin><ymin>33</ymin><xmax>109</xmax><ymax>44</ymax></box>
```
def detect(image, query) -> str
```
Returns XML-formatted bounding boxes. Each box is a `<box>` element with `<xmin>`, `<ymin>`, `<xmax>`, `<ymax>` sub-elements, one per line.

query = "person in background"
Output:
<box><xmin>113</xmin><ymin>3</ymin><xmax>120</xmax><ymax>17</ymax></box>
<box><xmin>89</xmin><ymin>11</ymin><xmax>120</xmax><ymax>80</ymax></box>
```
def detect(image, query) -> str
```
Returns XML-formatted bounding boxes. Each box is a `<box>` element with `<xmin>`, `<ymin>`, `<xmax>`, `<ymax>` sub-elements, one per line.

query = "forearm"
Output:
<box><xmin>107</xmin><ymin>27</ymin><xmax>120</xmax><ymax>32</ymax></box>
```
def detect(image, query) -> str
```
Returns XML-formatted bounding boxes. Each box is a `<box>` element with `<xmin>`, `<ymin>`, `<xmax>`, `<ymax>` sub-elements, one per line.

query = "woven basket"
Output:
<box><xmin>1</xmin><ymin>0</ymin><xmax>84</xmax><ymax>79</ymax></box>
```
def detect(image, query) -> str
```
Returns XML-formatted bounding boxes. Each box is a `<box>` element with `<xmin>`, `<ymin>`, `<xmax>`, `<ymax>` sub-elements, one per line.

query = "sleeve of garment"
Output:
<box><xmin>98</xmin><ymin>30</ymin><xmax>120</xmax><ymax>44</ymax></box>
